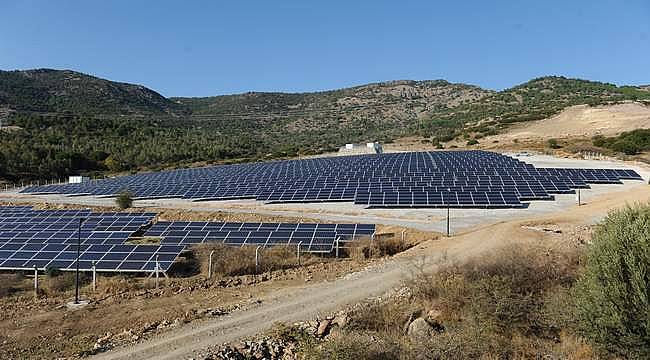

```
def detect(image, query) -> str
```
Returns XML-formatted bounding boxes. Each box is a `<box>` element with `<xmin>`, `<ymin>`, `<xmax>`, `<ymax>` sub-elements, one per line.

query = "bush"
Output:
<box><xmin>347</xmin><ymin>237</ymin><xmax>410</xmax><ymax>261</ymax></box>
<box><xmin>547</xmin><ymin>138</ymin><xmax>562</xmax><ymax>149</ymax></box>
<box><xmin>574</xmin><ymin>204</ymin><xmax>650</xmax><ymax>358</ymax></box>
<box><xmin>467</xmin><ymin>139</ymin><xmax>479</xmax><ymax>146</ymax></box>
<box><xmin>303</xmin><ymin>331</ymin><xmax>404</xmax><ymax>360</ymax></box>
<box><xmin>45</xmin><ymin>265</ymin><xmax>61</xmax><ymax>277</ymax></box>
<box><xmin>115</xmin><ymin>189</ymin><xmax>134</xmax><ymax>209</ymax></box>
<box><xmin>611</xmin><ymin>140</ymin><xmax>640</xmax><ymax>155</ymax></box>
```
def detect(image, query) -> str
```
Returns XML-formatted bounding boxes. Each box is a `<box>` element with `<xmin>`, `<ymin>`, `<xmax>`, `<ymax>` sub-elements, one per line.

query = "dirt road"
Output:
<box><xmin>93</xmin><ymin>181</ymin><xmax>650</xmax><ymax>360</ymax></box>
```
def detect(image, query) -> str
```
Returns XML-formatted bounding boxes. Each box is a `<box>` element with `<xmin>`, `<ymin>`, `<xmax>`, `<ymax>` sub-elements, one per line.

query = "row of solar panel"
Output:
<box><xmin>146</xmin><ymin>221</ymin><xmax>375</xmax><ymax>234</ymax></box>
<box><xmin>144</xmin><ymin>221</ymin><xmax>375</xmax><ymax>251</ymax></box>
<box><xmin>0</xmin><ymin>242</ymin><xmax>184</xmax><ymax>272</ymax></box>
<box><xmin>21</xmin><ymin>151</ymin><xmax>641</xmax><ymax>203</ymax></box>
<box><xmin>354</xmin><ymin>191</ymin><xmax>525</xmax><ymax>207</ymax></box>
<box><xmin>0</xmin><ymin>230</ymin><xmax>132</xmax><ymax>244</ymax></box>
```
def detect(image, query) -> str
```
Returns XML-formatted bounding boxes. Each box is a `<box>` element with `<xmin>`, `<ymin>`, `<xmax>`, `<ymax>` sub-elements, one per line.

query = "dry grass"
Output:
<box><xmin>347</xmin><ymin>236</ymin><xmax>412</xmax><ymax>261</ymax></box>
<box><xmin>0</xmin><ymin>273</ymin><xmax>28</xmax><ymax>297</ymax></box>
<box><xmin>126</xmin><ymin>236</ymin><xmax>162</xmax><ymax>245</ymax></box>
<box><xmin>192</xmin><ymin>243</ymin><xmax>315</xmax><ymax>277</ymax></box>
<box><xmin>43</xmin><ymin>272</ymin><xmax>89</xmax><ymax>294</ymax></box>
<box><xmin>99</xmin><ymin>276</ymin><xmax>147</xmax><ymax>295</ymax></box>
<box><xmin>309</xmin><ymin>243</ymin><xmax>591</xmax><ymax>359</ymax></box>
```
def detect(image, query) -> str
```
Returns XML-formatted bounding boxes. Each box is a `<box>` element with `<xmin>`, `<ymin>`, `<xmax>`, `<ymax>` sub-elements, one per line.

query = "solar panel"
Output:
<box><xmin>19</xmin><ymin>151</ymin><xmax>643</xmax><ymax>208</ymax></box>
<box><xmin>143</xmin><ymin>221</ymin><xmax>376</xmax><ymax>252</ymax></box>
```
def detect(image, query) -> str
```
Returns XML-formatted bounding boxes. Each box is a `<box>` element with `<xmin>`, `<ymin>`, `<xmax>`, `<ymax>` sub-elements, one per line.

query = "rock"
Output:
<box><xmin>332</xmin><ymin>313</ymin><xmax>348</xmax><ymax>328</ymax></box>
<box><xmin>425</xmin><ymin>309</ymin><xmax>445</xmax><ymax>332</ymax></box>
<box><xmin>316</xmin><ymin>319</ymin><xmax>332</xmax><ymax>338</ymax></box>
<box><xmin>407</xmin><ymin>318</ymin><xmax>434</xmax><ymax>339</ymax></box>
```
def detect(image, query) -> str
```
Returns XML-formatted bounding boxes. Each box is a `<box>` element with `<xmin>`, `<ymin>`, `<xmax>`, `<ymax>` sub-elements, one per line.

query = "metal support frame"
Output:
<box><xmin>577</xmin><ymin>189</ymin><xmax>581</xmax><ymax>206</ymax></box>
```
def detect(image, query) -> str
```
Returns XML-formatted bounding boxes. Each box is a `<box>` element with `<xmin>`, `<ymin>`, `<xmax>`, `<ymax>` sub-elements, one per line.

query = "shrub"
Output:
<box><xmin>347</xmin><ymin>237</ymin><xmax>410</xmax><ymax>261</ymax></box>
<box><xmin>574</xmin><ymin>204</ymin><xmax>650</xmax><ymax>358</ymax></box>
<box><xmin>303</xmin><ymin>331</ymin><xmax>404</xmax><ymax>360</ymax></box>
<box><xmin>467</xmin><ymin>139</ymin><xmax>479</xmax><ymax>146</ymax></box>
<box><xmin>611</xmin><ymin>140</ymin><xmax>640</xmax><ymax>155</ymax></box>
<box><xmin>547</xmin><ymin>138</ymin><xmax>562</xmax><ymax>149</ymax></box>
<box><xmin>115</xmin><ymin>189</ymin><xmax>134</xmax><ymax>209</ymax></box>
<box><xmin>45</xmin><ymin>265</ymin><xmax>61</xmax><ymax>277</ymax></box>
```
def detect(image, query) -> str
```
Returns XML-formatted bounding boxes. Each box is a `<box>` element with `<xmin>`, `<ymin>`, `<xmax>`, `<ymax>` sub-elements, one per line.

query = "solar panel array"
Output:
<box><xmin>0</xmin><ymin>207</ymin><xmax>182</xmax><ymax>272</ymax></box>
<box><xmin>144</xmin><ymin>221</ymin><xmax>376</xmax><ymax>252</ymax></box>
<box><xmin>0</xmin><ymin>206</ymin><xmax>377</xmax><ymax>273</ymax></box>
<box><xmin>21</xmin><ymin>151</ymin><xmax>643</xmax><ymax>208</ymax></box>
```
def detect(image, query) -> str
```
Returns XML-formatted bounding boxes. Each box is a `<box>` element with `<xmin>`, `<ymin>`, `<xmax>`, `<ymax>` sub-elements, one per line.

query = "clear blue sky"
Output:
<box><xmin>1</xmin><ymin>0</ymin><xmax>649</xmax><ymax>97</ymax></box>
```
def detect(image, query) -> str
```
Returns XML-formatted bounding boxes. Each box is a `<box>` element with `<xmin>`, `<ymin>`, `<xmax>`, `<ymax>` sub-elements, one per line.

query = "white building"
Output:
<box><xmin>68</xmin><ymin>176</ymin><xmax>91</xmax><ymax>184</ymax></box>
<box><xmin>338</xmin><ymin>142</ymin><xmax>383</xmax><ymax>155</ymax></box>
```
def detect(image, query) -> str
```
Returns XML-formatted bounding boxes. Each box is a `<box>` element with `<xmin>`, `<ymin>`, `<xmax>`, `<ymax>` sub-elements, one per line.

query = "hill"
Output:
<box><xmin>173</xmin><ymin>80</ymin><xmax>491</xmax><ymax>143</ymax></box>
<box><xmin>1</xmin><ymin>70</ymin><xmax>649</xmax><ymax>182</ymax></box>
<box><xmin>0</xmin><ymin>69</ymin><xmax>186</xmax><ymax>116</ymax></box>
<box><xmin>419</xmin><ymin>76</ymin><xmax>650</xmax><ymax>144</ymax></box>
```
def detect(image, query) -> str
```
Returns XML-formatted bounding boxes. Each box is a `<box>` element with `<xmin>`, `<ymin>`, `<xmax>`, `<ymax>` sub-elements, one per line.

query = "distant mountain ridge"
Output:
<box><xmin>0</xmin><ymin>69</ymin><xmax>187</xmax><ymax>116</ymax></box>
<box><xmin>1</xmin><ymin>68</ymin><xmax>650</xmax><ymax>182</ymax></box>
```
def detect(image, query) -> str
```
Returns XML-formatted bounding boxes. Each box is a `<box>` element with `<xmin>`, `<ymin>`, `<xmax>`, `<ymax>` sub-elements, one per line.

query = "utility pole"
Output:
<box><xmin>75</xmin><ymin>217</ymin><xmax>86</xmax><ymax>304</ymax></box>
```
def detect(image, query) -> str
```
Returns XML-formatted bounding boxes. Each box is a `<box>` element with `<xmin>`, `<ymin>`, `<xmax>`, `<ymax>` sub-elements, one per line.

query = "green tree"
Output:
<box><xmin>115</xmin><ymin>190</ymin><xmax>134</xmax><ymax>209</ymax></box>
<box><xmin>574</xmin><ymin>204</ymin><xmax>650</xmax><ymax>358</ymax></box>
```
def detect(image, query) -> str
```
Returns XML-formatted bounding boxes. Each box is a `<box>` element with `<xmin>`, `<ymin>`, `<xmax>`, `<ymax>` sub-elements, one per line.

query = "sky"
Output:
<box><xmin>1</xmin><ymin>1</ymin><xmax>649</xmax><ymax>97</ymax></box>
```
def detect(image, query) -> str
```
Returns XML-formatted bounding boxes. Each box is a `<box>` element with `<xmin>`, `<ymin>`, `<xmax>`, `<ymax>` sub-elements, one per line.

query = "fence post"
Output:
<box><xmin>155</xmin><ymin>255</ymin><xmax>159</xmax><ymax>289</ymax></box>
<box><xmin>92</xmin><ymin>261</ymin><xmax>97</xmax><ymax>292</ymax></box>
<box><xmin>446</xmin><ymin>204</ymin><xmax>450</xmax><ymax>237</ymax></box>
<box><xmin>255</xmin><ymin>246</ymin><xmax>261</xmax><ymax>274</ymax></box>
<box><xmin>208</xmin><ymin>250</ymin><xmax>214</xmax><ymax>279</ymax></box>
<box><xmin>335</xmin><ymin>237</ymin><xmax>340</xmax><ymax>258</ymax></box>
<box><xmin>33</xmin><ymin>265</ymin><xmax>38</xmax><ymax>298</ymax></box>
<box><xmin>297</xmin><ymin>241</ymin><xmax>302</xmax><ymax>266</ymax></box>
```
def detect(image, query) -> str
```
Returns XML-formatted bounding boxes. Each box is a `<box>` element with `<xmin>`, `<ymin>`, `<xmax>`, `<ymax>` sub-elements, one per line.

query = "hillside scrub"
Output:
<box><xmin>592</xmin><ymin>129</ymin><xmax>650</xmax><ymax>155</ymax></box>
<box><xmin>574</xmin><ymin>204</ymin><xmax>650</xmax><ymax>358</ymax></box>
<box><xmin>302</xmin><ymin>243</ymin><xmax>590</xmax><ymax>359</ymax></box>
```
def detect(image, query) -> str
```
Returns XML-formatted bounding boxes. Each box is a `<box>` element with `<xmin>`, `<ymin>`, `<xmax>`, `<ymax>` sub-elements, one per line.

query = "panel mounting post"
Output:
<box><xmin>446</xmin><ymin>204</ymin><xmax>450</xmax><ymax>237</ymax></box>
<box><xmin>208</xmin><ymin>250</ymin><xmax>215</xmax><ymax>279</ymax></box>
<box><xmin>335</xmin><ymin>236</ymin><xmax>340</xmax><ymax>258</ymax></box>
<box><xmin>155</xmin><ymin>255</ymin><xmax>159</xmax><ymax>289</ymax></box>
<box><xmin>33</xmin><ymin>265</ymin><xmax>38</xmax><ymax>298</ymax></box>
<box><xmin>92</xmin><ymin>261</ymin><xmax>96</xmax><ymax>292</ymax></box>
<box><xmin>297</xmin><ymin>241</ymin><xmax>303</xmax><ymax>266</ymax></box>
<box><xmin>255</xmin><ymin>246</ymin><xmax>262</xmax><ymax>274</ymax></box>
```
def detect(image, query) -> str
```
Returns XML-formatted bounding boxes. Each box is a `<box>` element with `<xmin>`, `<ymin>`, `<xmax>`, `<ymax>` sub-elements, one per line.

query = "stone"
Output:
<box><xmin>316</xmin><ymin>319</ymin><xmax>332</xmax><ymax>338</ymax></box>
<box><xmin>407</xmin><ymin>318</ymin><xmax>433</xmax><ymax>339</ymax></box>
<box><xmin>333</xmin><ymin>313</ymin><xmax>348</xmax><ymax>328</ymax></box>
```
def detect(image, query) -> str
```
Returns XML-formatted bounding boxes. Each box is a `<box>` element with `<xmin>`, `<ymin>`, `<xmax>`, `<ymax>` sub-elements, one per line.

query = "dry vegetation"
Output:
<box><xmin>299</xmin><ymin>243</ymin><xmax>594</xmax><ymax>359</ymax></box>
